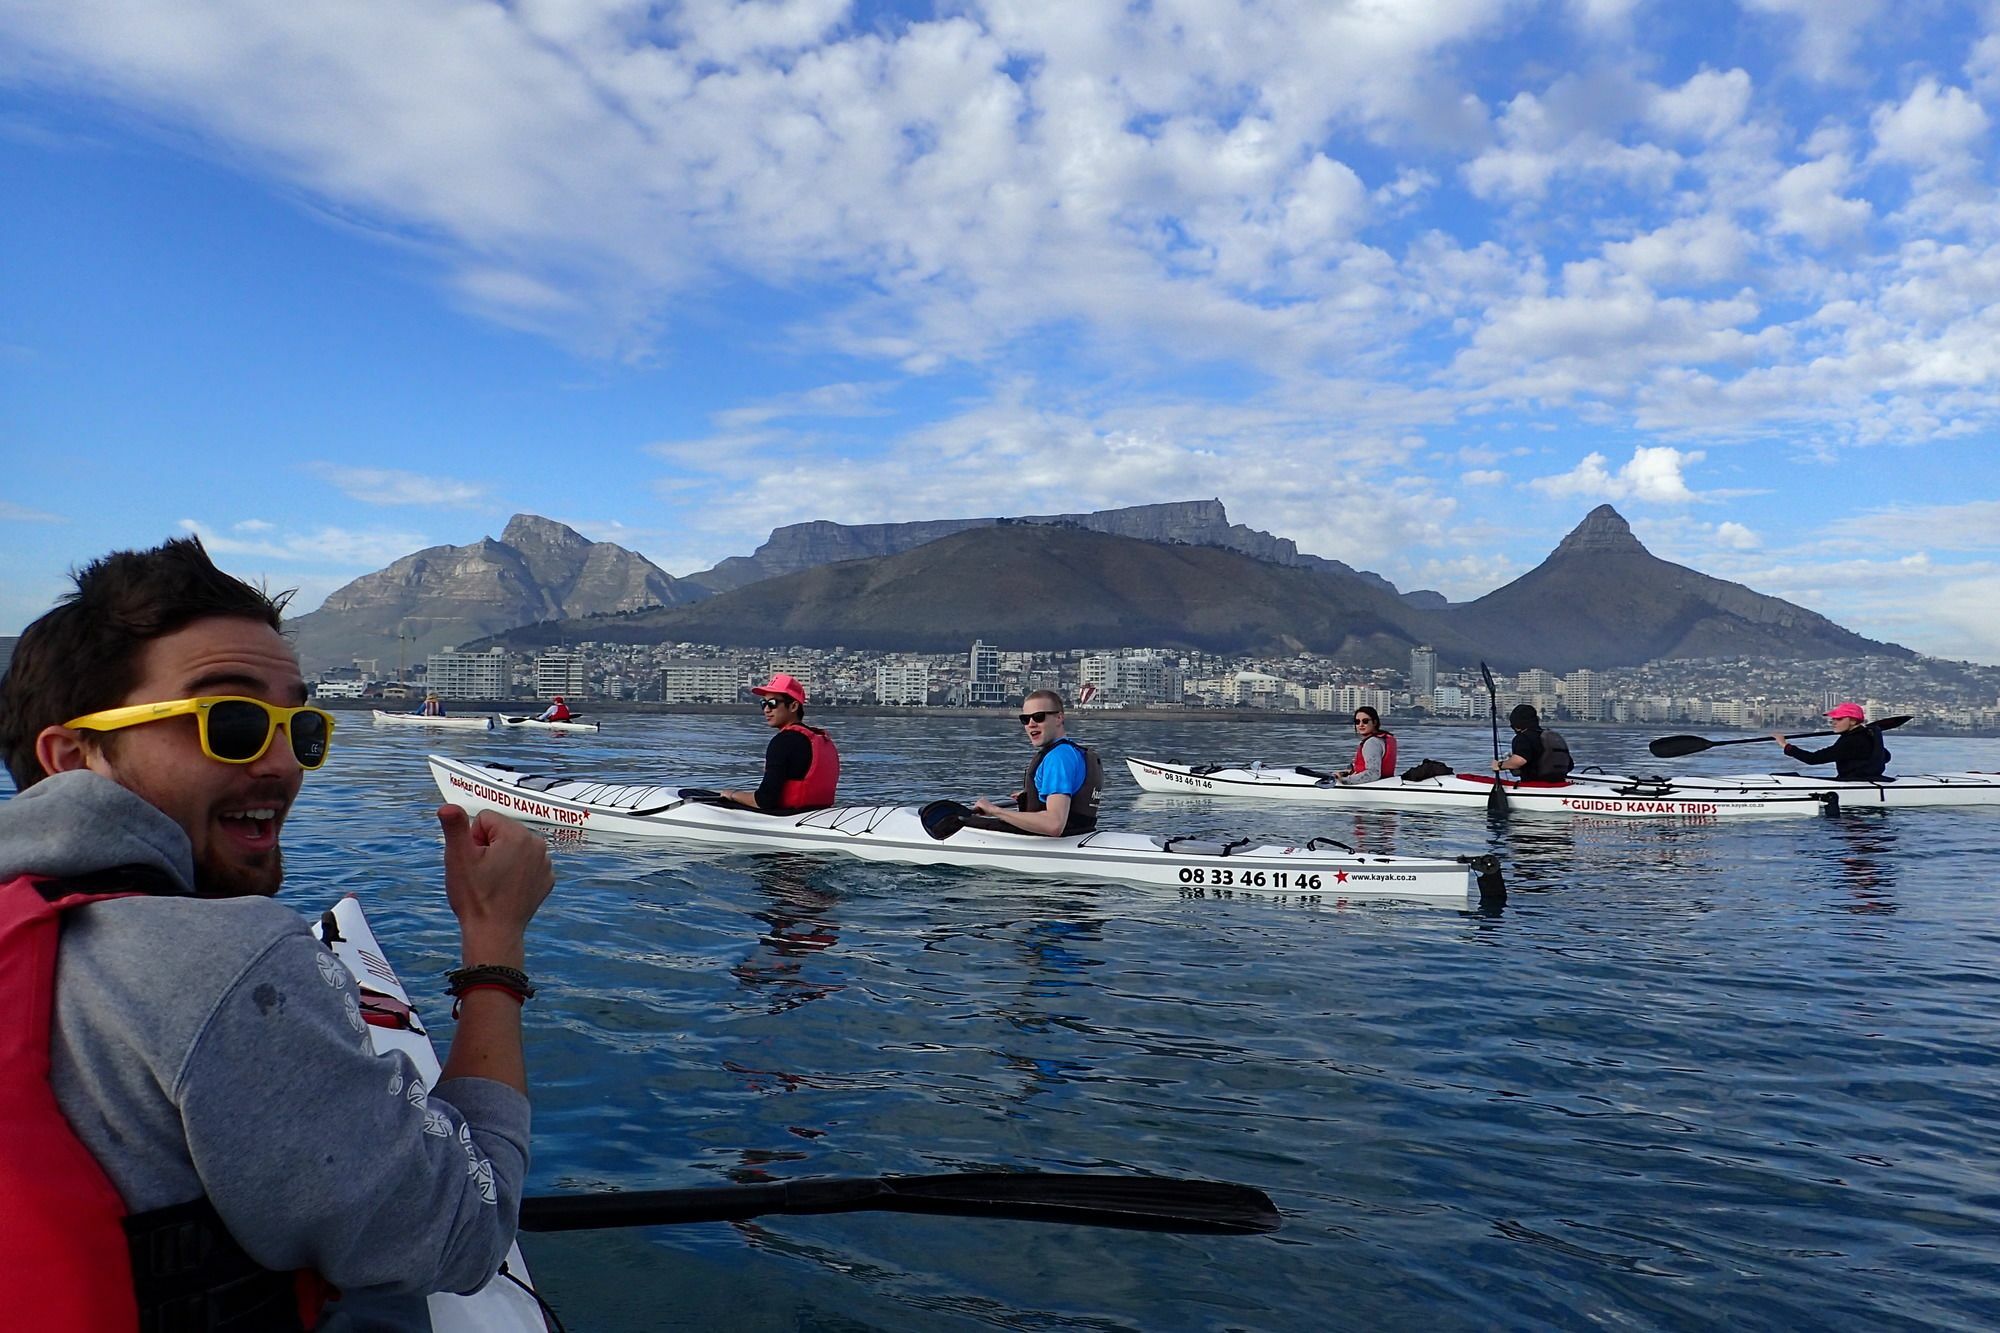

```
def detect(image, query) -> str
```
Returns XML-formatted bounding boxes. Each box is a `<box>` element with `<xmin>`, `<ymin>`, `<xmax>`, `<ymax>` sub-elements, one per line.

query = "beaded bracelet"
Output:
<box><xmin>445</xmin><ymin>964</ymin><xmax>536</xmax><ymax>1002</ymax></box>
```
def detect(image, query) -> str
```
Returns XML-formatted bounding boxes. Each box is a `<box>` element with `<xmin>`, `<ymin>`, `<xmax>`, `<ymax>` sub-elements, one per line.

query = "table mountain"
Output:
<box><xmin>492</xmin><ymin>524</ymin><xmax>1488</xmax><ymax>664</ymax></box>
<box><xmin>286</xmin><ymin>515</ymin><xmax>698</xmax><ymax>672</ymax></box>
<box><xmin>1439</xmin><ymin>506</ymin><xmax>1911</xmax><ymax>670</ymax></box>
<box><xmin>686</xmin><ymin>498</ymin><xmax>1441</xmax><ymax>603</ymax></box>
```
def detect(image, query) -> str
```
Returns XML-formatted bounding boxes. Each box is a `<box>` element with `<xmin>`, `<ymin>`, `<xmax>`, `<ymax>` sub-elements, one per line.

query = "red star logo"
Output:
<box><xmin>1334</xmin><ymin>870</ymin><xmax>1348</xmax><ymax>883</ymax></box>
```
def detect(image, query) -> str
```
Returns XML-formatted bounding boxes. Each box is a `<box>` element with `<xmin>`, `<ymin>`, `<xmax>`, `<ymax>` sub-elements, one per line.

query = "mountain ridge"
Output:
<box><xmin>286</xmin><ymin>514</ymin><xmax>700</xmax><ymax>671</ymax></box>
<box><xmin>480</xmin><ymin>506</ymin><xmax>1912</xmax><ymax>671</ymax></box>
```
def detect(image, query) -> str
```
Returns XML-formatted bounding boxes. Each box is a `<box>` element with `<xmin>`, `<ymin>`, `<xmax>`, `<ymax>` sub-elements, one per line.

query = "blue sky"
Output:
<box><xmin>4</xmin><ymin>0</ymin><xmax>1999</xmax><ymax>663</ymax></box>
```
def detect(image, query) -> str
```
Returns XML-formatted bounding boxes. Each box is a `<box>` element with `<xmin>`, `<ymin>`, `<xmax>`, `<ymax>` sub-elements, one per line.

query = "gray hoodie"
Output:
<box><xmin>0</xmin><ymin>770</ymin><xmax>530</xmax><ymax>1298</ymax></box>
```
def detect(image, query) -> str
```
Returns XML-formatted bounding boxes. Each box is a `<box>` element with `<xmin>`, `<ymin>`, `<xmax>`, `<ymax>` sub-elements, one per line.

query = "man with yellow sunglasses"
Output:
<box><xmin>0</xmin><ymin>536</ymin><xmax>554</xmax><ymax>1328</ymax></box>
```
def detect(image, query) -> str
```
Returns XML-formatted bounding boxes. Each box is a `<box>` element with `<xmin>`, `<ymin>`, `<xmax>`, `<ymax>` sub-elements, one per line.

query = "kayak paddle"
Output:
<box><xmin>1648</xmin><ymin>715</ymin><xmax>1912</xmax><ymax>760</ymax></box>
<box><xmin>1479</xmin><ymin>662</ymin><xmax>1507</xmax><ymax>819</ymax></box>
<box><xmin>520</xmin><ymin>1171</ymin><xmax>1281</xmax><ymax>1236</ymax></box>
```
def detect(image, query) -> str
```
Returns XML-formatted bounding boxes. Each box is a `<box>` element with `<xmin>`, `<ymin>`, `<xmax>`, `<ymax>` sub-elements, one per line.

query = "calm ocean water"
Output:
<box><xmin>286</xmin><ymin>714</ymin><xmax>2000</xmax><ymax>1331</ymax></box>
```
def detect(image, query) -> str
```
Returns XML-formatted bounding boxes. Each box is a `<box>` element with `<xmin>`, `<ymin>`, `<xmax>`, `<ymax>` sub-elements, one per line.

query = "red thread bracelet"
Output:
<box><xmin>450</xmin><ymin>982</ymin><xmax>529</xmax><ymax>1017</ymax></box>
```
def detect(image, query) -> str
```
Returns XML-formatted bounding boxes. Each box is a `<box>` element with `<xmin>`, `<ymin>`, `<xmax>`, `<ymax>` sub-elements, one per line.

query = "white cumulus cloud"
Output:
<box><xmin>1530</xmin><ymin>445</ymin><xmax>1705</xmax><ymax>502</ymax></box>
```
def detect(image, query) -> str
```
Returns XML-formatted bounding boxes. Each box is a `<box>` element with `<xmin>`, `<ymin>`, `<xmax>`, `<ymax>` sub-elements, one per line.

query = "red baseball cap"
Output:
<box><xmin>751</xmin><ymin>673</ymin><xmax>807</xmax><ymax>704</ymax></box>
<box><xmin>1824</xmin><ymin>702</ymin><xmax>1865</xmax><ymax>720</ymax></box>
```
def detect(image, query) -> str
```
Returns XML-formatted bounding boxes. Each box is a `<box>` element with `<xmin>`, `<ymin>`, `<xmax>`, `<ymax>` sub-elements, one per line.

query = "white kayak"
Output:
<box><xmin>1597</xmin><ymin>769</ymin><xmax>2000</xmax><ymax>809</ymax></box>
<box><xmin>498</xmin><ymin>716</ymin><xmax>601</xmax><ymax>733</ymax></box>
<box><xmin>430</xmin><ymin>754</ymin><xmax>1503</xmax><ymax>907</ymax></box>
<box><xmin>310</xmin><ymin>896</ymin><xmax>547</xmax><ymax>1333</ymax></box>
<box><xmin>374</xmin><ymin>710</ymin><xmax>497</xmax><ymax>731</ymax></box>
<box><xmin>1127</xmin><ymin>757</ymin><xmax>1837</xmax><ymax>820</ymax></box>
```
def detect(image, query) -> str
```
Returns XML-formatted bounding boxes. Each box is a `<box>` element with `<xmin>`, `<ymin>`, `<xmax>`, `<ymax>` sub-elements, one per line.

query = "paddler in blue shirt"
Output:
<box><xmin>1771</xmin><ymin>702</ymin><xmax>1889</xmax><ymax>780</ymax></box>
<box><xmin>973</xmin><ymin>690</ymin><xmax>1103</xmax><ymax>836</ymax></box>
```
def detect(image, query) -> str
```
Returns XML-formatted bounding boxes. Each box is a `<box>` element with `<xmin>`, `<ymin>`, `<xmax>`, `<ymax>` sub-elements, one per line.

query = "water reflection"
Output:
<box><xmin>729</xmin><ymin>855</ymin><xmax>845</xmax><ymax>1014</ymax></box>
<box><xmin>1831</xmin><ymin>813</ymin><xmax>1899</xmax><ymax>913</ymax></box>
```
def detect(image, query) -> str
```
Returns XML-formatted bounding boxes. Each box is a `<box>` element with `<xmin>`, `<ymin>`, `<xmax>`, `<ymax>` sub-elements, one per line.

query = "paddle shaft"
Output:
<box><xmin>1480</xmin><ymin>662</ymin><xmax>1508</xmax><ymax>817</ymax></box>
<box><xmin>1650</xmin><ymin>716</ymin><xmax>1912</xmax><ymax>759</ymax></box>
<box><xmin>520</xmin><ymin>1172</ymin><xmax>1280</xmax><ymax>1236</ymax></box>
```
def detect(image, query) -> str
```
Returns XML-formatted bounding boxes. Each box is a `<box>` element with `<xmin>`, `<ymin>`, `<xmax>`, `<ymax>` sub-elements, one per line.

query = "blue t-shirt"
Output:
<box><xmin>1034</xmin><ymin>743</ymin><xmax>1089</xmax><ymax>800</ymax></box>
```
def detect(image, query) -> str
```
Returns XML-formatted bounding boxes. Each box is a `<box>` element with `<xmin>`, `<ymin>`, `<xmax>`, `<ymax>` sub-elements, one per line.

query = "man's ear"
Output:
<box><xmin>36</xmin><ymin>726</ymin><xmax>97</xmax><ymax>778</ymax></box>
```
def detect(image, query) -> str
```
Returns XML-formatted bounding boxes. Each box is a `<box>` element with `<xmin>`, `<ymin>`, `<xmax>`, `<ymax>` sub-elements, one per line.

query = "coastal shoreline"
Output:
<box><xmin>318</xmin><ymin>700</ymin><xmax>1994</xmax><ymax>736</ymax></box>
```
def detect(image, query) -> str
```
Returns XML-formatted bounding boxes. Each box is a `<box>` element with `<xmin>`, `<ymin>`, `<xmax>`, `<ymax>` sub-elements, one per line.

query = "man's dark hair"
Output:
<box><xmin>1508</xmin><ymin>703</ymin><xmax>1540</xmax><ymax>730</ymax></box>
<box><xmin>0</xmin><ymin>537</ymin><xmax>292</xmax><ymax>790</ymax></box>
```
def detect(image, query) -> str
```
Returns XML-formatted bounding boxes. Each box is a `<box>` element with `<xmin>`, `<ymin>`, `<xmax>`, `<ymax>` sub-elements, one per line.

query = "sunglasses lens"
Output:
<box><xmin>291</xmin><ymin>710</ymin><xmax>331</xmax><ymax>767</ymax></box>
<box><xmin>206</xmin><ymin>700</ymin><xmax>274</xmax><ymax>761</ymax></box>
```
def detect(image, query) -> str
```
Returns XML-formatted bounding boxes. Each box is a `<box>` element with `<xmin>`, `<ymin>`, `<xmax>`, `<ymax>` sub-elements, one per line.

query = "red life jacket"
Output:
<box><xmin>774</xmin><ymin>723</ymin><xmax>840</xmax><ymax>810</ymax></box>
<box><xmin>549</xmin><ymin>701</ymin><xmax>572</xmax><ymax>721</ymax></box>
<box><xmin>0</xmin><ymin>873</ymin><xmax>143</xmax><ymax>1332</ymax></box>
<box><xmin>1</xmin><ymin>871</ymin><xmax>329</xmax><ymax>1331</ymax></box>
<box><xmin>1351</xmin><ymin>729</ymin><xmax>1397</xmax><ymax>779</ymax></box>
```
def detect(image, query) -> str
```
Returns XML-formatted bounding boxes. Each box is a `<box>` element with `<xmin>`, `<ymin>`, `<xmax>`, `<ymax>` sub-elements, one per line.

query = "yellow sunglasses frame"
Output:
<box><xmin>63</xmin><ymin>695</ymin><xmax>337</xmax><ymax>769</ymax></box>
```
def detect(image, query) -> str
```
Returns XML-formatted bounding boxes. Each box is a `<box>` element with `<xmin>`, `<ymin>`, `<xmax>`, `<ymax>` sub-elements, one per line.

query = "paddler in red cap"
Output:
<box><xmin>720</xmin><ymin>673</ymin><xmax>841</xmax><ymax>812</ymax></box>
<box><xmin>1771</xmin><ymin>702</ymin><xmax>1890</xmax><ymax>780</ymax></box>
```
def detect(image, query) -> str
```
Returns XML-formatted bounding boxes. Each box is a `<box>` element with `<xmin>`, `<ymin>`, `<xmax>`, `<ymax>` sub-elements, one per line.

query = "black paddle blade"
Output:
<box><xmin>1465</xmin><ymin>854</ymin><xmax>1506</xmax><ymax>908</ymax></box>
<box><xmin>520</xmin><ymin>1172</ymin><xmax>1281</xmax><ymax>1236</ymax></box>
<box><xmin>1648</xmin><ymin>734</ymin><xmax>1711</xmax><ymax>759</ymax></box>
<box><xmin>918</xmin><ymin>799</ymin><xmax>969</xmax><ymax>840</ymax></box>
<box><xmin>1486</xmin><ymin>776</ymin><xmax>1509</xmax><ymax>819</ymax></box>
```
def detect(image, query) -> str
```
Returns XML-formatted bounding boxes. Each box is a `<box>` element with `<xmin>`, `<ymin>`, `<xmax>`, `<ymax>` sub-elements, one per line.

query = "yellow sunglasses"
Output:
<box><xmin>64</xmin><ymin>696</ymin><xmax>336</xmax><ymax>770</ymax></box>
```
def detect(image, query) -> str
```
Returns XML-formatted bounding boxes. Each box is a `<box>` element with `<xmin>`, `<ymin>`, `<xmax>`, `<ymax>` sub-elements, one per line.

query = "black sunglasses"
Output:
<box><xmin>1018</xmin><ymin>710</ymin><xmax>1060</xmax><ymax>725</ymax></box>
<box><xmin>759</xmin><ymin>697</ymin><xmax>788</xmax><ymax>710</ymax></box>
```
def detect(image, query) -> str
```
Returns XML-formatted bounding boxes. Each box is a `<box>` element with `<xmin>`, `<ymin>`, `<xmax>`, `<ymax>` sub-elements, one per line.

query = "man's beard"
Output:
<box><xmin>194</xmin><ymin>845</ymin><xmax>285</xmax><ymax>898</ymax></box>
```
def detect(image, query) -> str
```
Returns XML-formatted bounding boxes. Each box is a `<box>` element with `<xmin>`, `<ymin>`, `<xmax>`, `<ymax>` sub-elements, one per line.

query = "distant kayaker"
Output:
<box><xmin>1494</xmin><ymin>703</ymin><xmax>1575</xmax><ymax>780</ymax></box>
<box><xmin>1338</xmin><ymin>706</ymin><xmax>1396</xmax><ymax>785</ymax></box>
<box><xmin>973</xmin><ymin>690</ymin><xmax>1104</xmax><ymax>835</ymax></box>
<box><xmin>0</xmin><ymin>535</ymin><xmax>554</xmax><ymax>1329</ymax></box>
<box><xmin>720</xmin><ymin>673</ymin><xmax>840</xmax><ymax>812</ymax></box>
<box><xmin>415</xmin><ymin>689</ymin><xmax>445</xmax><ymax>716</ymax></box>
<box><xmin>535</xmin><ymin>694</ymin><xmax>572</xmax><ymax>723</ymax></box>
<box><xmin>1772</xmin><ymin>702</ymin><xmax>1889</xmax><ymax>780</ymax></box>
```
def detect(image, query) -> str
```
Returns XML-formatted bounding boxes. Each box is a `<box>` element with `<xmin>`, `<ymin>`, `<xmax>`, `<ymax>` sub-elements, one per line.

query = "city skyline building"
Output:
<box><xmin>425</xmin><ymin>646</ymin><xmax>508</xmax><ymax>699</ymax></box>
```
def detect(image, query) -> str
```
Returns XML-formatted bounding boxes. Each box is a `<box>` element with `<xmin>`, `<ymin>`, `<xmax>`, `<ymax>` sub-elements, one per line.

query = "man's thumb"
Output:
<box><xmin>437</xmin><ymin>803</ymin><xmax>472</xmax><ymax>852</ymax></box>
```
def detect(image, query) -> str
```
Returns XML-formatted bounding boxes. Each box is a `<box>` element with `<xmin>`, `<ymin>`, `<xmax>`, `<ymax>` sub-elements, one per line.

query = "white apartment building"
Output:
<box><xmin>1517</xmin><ymin>668</ymin><xmax>1558</xmax><ymax>695</ymax></box>
<box><xmin>876</xmin><ymin>660</ymin><xmax>931</xmax><ymax>705</ymax></box>
<box><xmin>660</xmin><ymin>658</ymin><xmax>743</xmax><ymax>703</ymax></box>
<box><xmin>1563</xmin><ymin>669</ymin><xmax>1601</xmax><ymax>721</ymax></box>
<box><xmin>311</xmin><ymin>679</ymin><xmax>368</xmax><ymax>699</ymax></box>
<box><xmin>1230</xmin><ymin>670</ymin><xmax>1289</xmax><ymax>705</ymax></box>
<box><xmin>968</xmin><ymin>640</ymin><xmax>1007</xmax><ymax>707</ymax></box>
<box><xmin>426</xmin><ymin>646</ymin><xmax>508</xmax><ymax>699</ymax></box>
<box><xmin>1332</xmin><ymin>685</ymin><xmax>1393</xmax><ymax>715</ymax></box>
<box><xmin>1079</xmin><ymin>651</ymin><xmax>1185</xmax><ymax>705</ymax></box>
<box><xmin>534</xmin><ymin>651</ymin><xmax>588</xmax><ymax>698</ymax></box>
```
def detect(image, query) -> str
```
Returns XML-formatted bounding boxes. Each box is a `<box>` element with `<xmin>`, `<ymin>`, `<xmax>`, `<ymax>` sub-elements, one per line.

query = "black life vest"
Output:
<box><xmin>1527</xmin><ymin>727</ymin><xmax>1575</xmax><ymax>780</ymax></box>
<box><xmin>1017</xmin><ymin>739</ymin><xmax>1103</xmax><ymax>835</ymax></box>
